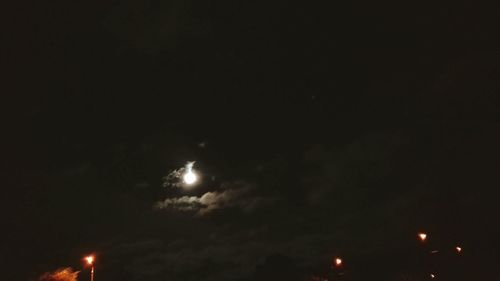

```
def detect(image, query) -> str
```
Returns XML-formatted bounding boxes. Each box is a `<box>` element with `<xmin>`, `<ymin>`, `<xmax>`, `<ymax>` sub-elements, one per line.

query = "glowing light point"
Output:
<box><xmin>182</xmin><ymin>161</ymin><xmax>198</xmax><ymax>185</ymax></box>
<box><xmin>430</xmin><ymin>273</ymin><xmax>436</xmax><ymax>279</ymax></box>
<box><xmin>456</xmin><ymin>246</ymin><xmax>462</xmax><ymax>253</ymax></box>
<box><xmin>418</xmin><ymin>233</ymin><xmax>427</xmax><ymax>242</ymax></box>
<box><xmin>334</xmin><ymin>257</ymin><xmax>343</xmax><ymax>267</ymax></box>
<box><xmin>85</xmin><ymin>255</ymin><xmax>94</xmax><ymax>265</ymax></box>
<box><xmin>84</xmin><ymin>255</ymin><xmax>96</xmax><ymax>281</ymax></box>
<box><xmin>183</xmin><ymin>171</ymin><xmax>197</xmax><ymax>184</ymax></box>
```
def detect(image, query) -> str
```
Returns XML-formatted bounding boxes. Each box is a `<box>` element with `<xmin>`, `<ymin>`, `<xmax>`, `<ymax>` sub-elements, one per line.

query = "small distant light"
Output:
<box><xmin>456</xmin><ymin>246</ymin><xmax>462</xmax><ymax>253</ymax></box>
<box><xmin>430</xmin><ymin>250</ymin><xmax>439</xmax><ymax>254</ymax></box>
<box><xmin>84</xmin><ymin>255</ymin><xmax>94</xmax><ymax>265</ymax></box>
<box><xmin>334</xmin><ymin>258</ymin><xmax>343</xmax><ymax>267</ymax></box>
<box><xmin>418</xmin><ymin>233</ymin><xmax>427</xmax><ymax>242</ymax></box>
<box><xmin>430</xmin><ymin>273</ymin><xmax>436</xmax><ymax>279</ymax></box>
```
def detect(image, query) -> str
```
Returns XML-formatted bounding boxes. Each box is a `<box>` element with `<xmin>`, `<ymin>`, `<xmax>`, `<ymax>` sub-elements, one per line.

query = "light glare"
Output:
<box><xmin>85</xmin><ymin>255</ymin><xmax>94</xmax><ymax>265</ymax></box>
<box><xmin>418</xmin><ymin>233</ymin><xmax>427</xmax><ymax>242</ymax></box>
<box><xmin>182</xmin><ymin>161</ymin><xmax>198</xmax><ymax>185</ymax></box>
<box><xmin>183</xmin><ymin>171</ymin><xmax>197</xmax><ymax>184</ymax></box>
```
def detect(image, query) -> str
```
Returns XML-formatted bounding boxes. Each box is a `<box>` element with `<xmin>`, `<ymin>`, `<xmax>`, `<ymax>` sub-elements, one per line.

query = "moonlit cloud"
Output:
<box><xmin>155</xmin><ymin>181</ymin><xmax>274</xmax><ymax>215</ymax></box>
<box><xmin>163</xmin><ymin>161</ymin><xmax>198</xmax><ymax>188</ymax></box>
<box><xmin>155</xmin><ymin>195</ymin><xmax>202</xmax><ymax>211</ymax></box>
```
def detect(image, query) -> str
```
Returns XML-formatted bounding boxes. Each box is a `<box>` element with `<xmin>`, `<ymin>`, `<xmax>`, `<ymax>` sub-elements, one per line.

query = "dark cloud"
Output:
<box><xmin>102</xmin><ymin>231</ymin><xmax>330</xmax><ymax>281</ymax></box>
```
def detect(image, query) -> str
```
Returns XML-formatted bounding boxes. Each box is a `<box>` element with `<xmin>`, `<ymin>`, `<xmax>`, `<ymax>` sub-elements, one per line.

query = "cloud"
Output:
<box><xmin>104</xmin><ymin>231</ymin><xmax>334</xmax><ymax>281</ymax></box>
<box><xmin>155</xmin><ymin>181</ymin><xmax>274</xmax><ymax>215</ymax></box>
<box><xmin>162</xmin><ymin>161</ymin><xmax>198</xmax><ymax>189</ymax></box>
<box><xmin>155</xmin><ymin>195</ymin><xmax>202</xmax><ymax>212</ymax></box>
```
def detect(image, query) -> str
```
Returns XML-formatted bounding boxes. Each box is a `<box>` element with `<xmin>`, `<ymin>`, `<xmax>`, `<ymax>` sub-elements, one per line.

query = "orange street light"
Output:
<box><xmin>85</xmin><ymin>255</ymin><xmax>94</xmax><ymax>265</ymax></box>
<box><xmin>84</xmin><ymin>255</ymin><xmax>95</xmax><ymax>281</ymax></box>
<box><xmin>418</xmin><ymin>232</ymin><xmax>427</xmax><ymax>242</ymax></box>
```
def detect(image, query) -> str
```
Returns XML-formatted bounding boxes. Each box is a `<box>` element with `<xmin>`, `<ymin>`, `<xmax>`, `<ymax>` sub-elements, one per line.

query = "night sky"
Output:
<box><xmin>3</xmin><ymin>1</ymin><xmax>500</xmax><ymax>280</ymax></box>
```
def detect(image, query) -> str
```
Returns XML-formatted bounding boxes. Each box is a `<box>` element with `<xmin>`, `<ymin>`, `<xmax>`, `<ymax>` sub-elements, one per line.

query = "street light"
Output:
<box><xmin>84</xmin><ymin>255</ymin><xmax>95</xmax><ymax>281</ymax></box>
<box><xmin>334</xmin><ymin>257</ymin><xmax>343</xmax><ymax>267</ymax></box>
<box><xmin>418</xmin><ymin>232</ymin><xmax>427</xmax><ymax>242</ymax></box>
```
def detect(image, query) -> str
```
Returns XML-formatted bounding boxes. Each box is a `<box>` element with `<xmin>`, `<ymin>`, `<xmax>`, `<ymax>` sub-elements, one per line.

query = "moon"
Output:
<box><xmin>183</xmin><ymin>170</ymin><xmax>198</xmax><ymax>185</ymax></box>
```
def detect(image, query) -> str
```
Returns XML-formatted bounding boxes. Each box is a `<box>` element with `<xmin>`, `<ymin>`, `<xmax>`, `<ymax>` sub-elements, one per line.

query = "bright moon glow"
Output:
<box><xmin>85</xmin><ymin>255</ymin><xmax>94</xmax><ymax>265</ymax></box>
<box><xmin>183</xmin><ymin>171</ymin><xmax>197</xmax><ymax>184</ymax></box>
<box><xmin>182</xmin><ymin>162</ymin><xmax>198</xmax><ymax>185</ymax></box>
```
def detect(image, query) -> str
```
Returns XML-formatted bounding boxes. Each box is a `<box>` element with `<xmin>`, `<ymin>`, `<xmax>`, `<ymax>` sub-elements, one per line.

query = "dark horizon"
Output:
<box><xmin>3</xmin><ymin>1</ymin><xmax>500</xmax><ymax>280</ymax></box>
